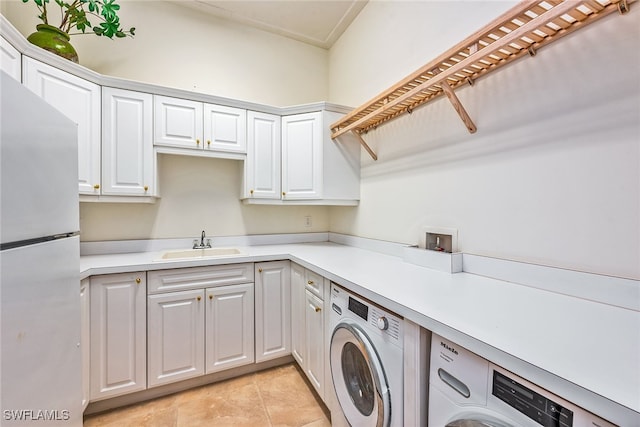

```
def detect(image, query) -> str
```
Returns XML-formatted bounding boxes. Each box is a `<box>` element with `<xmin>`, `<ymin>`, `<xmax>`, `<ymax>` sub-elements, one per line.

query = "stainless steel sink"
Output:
<box><xmin>159</xmin><ymin>248</ymin><xmax>242</xmax><ymax>260</ymax></box>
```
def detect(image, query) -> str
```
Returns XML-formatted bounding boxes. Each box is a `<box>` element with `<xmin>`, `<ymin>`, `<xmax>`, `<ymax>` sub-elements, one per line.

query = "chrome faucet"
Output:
<box><xmin>193</xmin><ymin>230</ymin><xmax>212</xmax><ymax>249</ymax></box>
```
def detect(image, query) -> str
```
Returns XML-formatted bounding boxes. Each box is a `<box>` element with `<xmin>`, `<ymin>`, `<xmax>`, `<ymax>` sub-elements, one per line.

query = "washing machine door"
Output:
<box><xmin>330</xmin><ymin>320</ymin><xmax>391</xmax><ymax>427</ymax></box>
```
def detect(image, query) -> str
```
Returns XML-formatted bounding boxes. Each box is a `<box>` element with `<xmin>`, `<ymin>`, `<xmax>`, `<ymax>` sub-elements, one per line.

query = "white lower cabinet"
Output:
<box><xmin>290</xmin><ymin>263</ymin><xmax>306</xmax><ymax>366</ymax></box>
<box><xmin>290</xmin><ymin>263</ymin><xmax>326</xmax><ymax>400</ymax></box>
<box><xmin>304</xmin><ymin>289</ymin><xmax>324</xmax><ymax>398</ymax></box>
<box><xmin>90</xmin><ymin>272</ymin><xmax>147</xmax><ymax>401</ymax></box>
<box><xmin>146</xmin><ymin>265</ymin><xmax>255</xmax><ymax>388</ymax></box>
<box><xmin>255</xmin><ymin>261</ymin><xmax>291</xmax><ymax>362</ymax></box>
<box><xmin>147</xmin><ymin>289</ymin><xmax>205</xmax><ymax>387</ymax></box>
<box><xmin>80</xmin><ymin>278</ymin><xmax>90</xmax><ymax>410</ymax></box>
<box><xmin>205</xmin><ymin>283</ymin><xmax>254</xmax><ymax>373</ymax></box>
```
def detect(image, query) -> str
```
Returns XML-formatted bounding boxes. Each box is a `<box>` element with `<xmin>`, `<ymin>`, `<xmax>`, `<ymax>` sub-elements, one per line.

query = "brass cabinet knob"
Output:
<box><xmin>196</xmin><ymin>139</ymin><xmax>200</xmax><ymax>145</ymax></box>
<box><xmin>307</xmin><ymin>280</ymin><xmax>314</xmax><ymax>285</ymax></box>
<box><xmin>250</xmin><ymin>189</ymin><xmax>254</xmax><ymax>195</ymax></box>
<box><xmin>207</xmin><ymin>140</ymin><xmax>211</xmax><ymax>146</ymax></box>
<box><xmin>209</xmin><ymin>294</ymin><xmax>213</xmax><ymax>300</ymax></box>
<box><xmin>144</xmin><ymin>185</ymin><xmax>149</xmax><ymax>192</ymax></box>
<box><xmin>197</xmin><ymin>296</ymin><xmax>202</xmax><ymax>301</ymax></box>
<box><xmin>282</xmin><ymin>192</ymin><xmax>286</xmax><ymax>197</ymax></box>
<box><xmin>315</xmin><ymin>307</ymin><xmax>321</xmax><ymax>313</ymax></box>
<box><xmin>258</xmin><ymin>268</ymin><xmax>263</xmax><ymax>273</ymax></box>
<box><xmin>135</xmin><ymin>278</ymin><xmax>141</xmax><ymax>284</ymax></box>
<box><xmin>93</xmin><ymin>184</ymin><xmax>100</xmax><ymax>190</ymax></box>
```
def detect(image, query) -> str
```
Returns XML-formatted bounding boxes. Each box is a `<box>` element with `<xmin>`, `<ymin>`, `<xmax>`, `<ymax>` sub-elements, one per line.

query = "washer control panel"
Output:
<box><xmin>331</xmin><ymin>283</ymin><xmax>403</xmax><ymax>344</ymax></box>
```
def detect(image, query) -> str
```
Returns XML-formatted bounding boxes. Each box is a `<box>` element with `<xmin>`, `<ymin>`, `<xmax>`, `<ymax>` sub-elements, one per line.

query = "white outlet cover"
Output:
<box><xmin>420</xmin><ymin>226</ymin><xmax>458</xmax><ymax>252</ymax></box>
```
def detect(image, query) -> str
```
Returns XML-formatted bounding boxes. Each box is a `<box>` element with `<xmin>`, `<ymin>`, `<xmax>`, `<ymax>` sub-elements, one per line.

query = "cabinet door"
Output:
<box><xmin>255</xmin><ymin>261</ymin><xmax>291</xmax><ymax>362</ymax></box>
<box><xmin>80</xmin><ymin>278</ymin><xmax>90</xmax><ymax>409</ymax></box>
<box><xmin>90</xmin><ymin>272</ymin><xmax>146</xmax><ymax>401</ymax></box>
<box><xmin>154</xmin><ymin>95</ymin><xmax>203</xmax><ymax>149</ymax></box>
<box><xmin>245</xmin><ymin>111</ymin><xmax>281</xmax><ymax>199</ymax></box>
<box><xmin>281</xmin><ymin>112</ymin><xmax>322</xmax><ymax>200</ymax></box>
<box><xmin>305</xmin><ymin>289</ymin><xmax>325</xmax><ymax>399</ymax></box>
<box><xmin>147</xmin><ymin>289</ymin><xmax>205</xmax><ymax>387</ymax></box>
<box><xmin>205</xmin><ymin>283</ymin><xmax>254</xmax><ymax>374</ymax></box>
<box><xmin>290</xmin><ymin>263</ymin><xmax>306</xmax><ymax>367</ymax></box>
<box><xmin>102</xmin><ymin>87</ymin><xmax>154</xmax><ymax>196</ymax></box>
<box><xmin>0</xmin><ymin>36</ymin><xmax>21</xmax><ymax>81</ymax></box>
<box><xmin>22</xmin><ymin>57</ymin><xmax>101</xmax><ymax>194</ymax></box>
<box><xmin>204</xmin><ymin>104</ymin><xmax>247</xmax><ymax>153</ymax></box>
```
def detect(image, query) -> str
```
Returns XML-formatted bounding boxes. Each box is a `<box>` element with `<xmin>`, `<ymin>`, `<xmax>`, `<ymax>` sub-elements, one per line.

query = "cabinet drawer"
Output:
<box><xmin>148</xmin><ymin>263</ymin><xmax>254</xmax><ymax>294</ymax></box>
<box><xmin>305</xmin><ymin>270</ymin><xmax>324</xmax><ymax>299</ymax></box>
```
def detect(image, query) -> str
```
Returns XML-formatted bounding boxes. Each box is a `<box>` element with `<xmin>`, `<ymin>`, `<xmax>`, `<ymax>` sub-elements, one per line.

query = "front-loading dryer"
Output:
<box><xmin>329</xmin><ymin>283</ymin><xmax>404</xmax><ymax>427</ymax></box>
<box><xmin>429</xmin><ymin>333</ymin><xmax>617</xmax><ymax>427</ymax></box>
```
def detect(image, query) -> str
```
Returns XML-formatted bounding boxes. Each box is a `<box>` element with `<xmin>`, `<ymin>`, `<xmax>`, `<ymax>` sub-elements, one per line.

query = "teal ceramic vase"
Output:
<box><xmin>27</xmin><ymin>24</ymin><xmax>78</xmax><ymax>63</ymax></box>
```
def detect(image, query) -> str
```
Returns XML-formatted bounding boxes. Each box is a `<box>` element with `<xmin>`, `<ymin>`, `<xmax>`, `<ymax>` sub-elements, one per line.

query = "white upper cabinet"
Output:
<box><xmin>22</xmin><ymin>57</ymin><xmax>101</xmax><ymax>194</ymax></box>
<box><xmin>245</xmin><ymin>111</ymin><xmax>281</xmax><ymax>199</ymax></box>
<box><xmin>247</xmin><ymin>109</ymin><xmax>361</xmax><ymax>205</ymax></box>
<box><xmin>154</xmin><ymin>96</ymin><xmax>203</xmax><ymax>149</ymax></box>
<box><xmin>0</xmin><ymin>36</ymin><xmax>20</xmax><ymax>81</ymax></box>
<box><xmin>102</xmin><ymin>87</ymin><xmax>154</xmax><ymax>196</ymax></box>
<box><xmin>204</xmin><ymin>104</ymin><xmax>247</xmax><ymax>153</ymax></box>
<box><xmin>154</xmin><ymin>95</ymin><xmax>246</xmax><ymax>154</ymax></box>
<box><xmin>282</xmin><ymin>112</ymin><xmax>323</xmax><ymax>200</ymax></box>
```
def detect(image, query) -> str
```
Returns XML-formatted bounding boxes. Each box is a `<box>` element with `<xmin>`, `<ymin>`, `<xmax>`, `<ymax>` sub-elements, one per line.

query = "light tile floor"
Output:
<box><xmin>83</xmin><ymin>364</ymin><xmax>331</xmax><ymax>427</ymax></box>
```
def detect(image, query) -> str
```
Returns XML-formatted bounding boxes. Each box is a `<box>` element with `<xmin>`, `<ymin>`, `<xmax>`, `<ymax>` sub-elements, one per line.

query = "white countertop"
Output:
<box><xmin>80</xmin><ymin>241</ymin><xmax>640</xmax><ymax>424</ymax></box>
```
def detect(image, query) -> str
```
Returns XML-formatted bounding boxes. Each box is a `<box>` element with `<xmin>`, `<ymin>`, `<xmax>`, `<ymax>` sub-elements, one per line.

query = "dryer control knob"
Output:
<box><xmin>377</xmin><ymin>316</ymin><xmax>389</xmax><ymax>331</ymax></box>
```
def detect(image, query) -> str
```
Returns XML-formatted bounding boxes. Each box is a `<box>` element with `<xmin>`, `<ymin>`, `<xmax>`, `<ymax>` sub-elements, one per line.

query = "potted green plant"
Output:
<box><xmin>23</xmin><ymin>0</ymin><xmax>135</xmax><ymax>63</ymax></box>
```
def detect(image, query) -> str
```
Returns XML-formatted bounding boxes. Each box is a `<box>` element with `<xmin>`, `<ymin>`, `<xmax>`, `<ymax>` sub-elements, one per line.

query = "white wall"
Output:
<box><xmin>1</xmin><ymin>0</ymin><xmax>328</xmax><ymax>106</ymax></box>
<box><xmin>328</xmin><ymin>2</ymin><xmax>640</xmax><ymax>279</ymax></box>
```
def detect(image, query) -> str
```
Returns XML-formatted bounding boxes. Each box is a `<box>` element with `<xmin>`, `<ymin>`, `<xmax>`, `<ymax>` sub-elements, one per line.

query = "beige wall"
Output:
<box><xmin>79</xmin><ymin>155</ymin><xmax>329</xmax><ymax>241</ymax></box>
<box><xmin>328</xmin><ymin>1</ymin><xmax>640</xmax><ymax>279</ymax></box>
<box><xmin>4</xmin><ymin>2</ymin><xmax>639</xmax><ymax>279</ymax></box>
<box><xmin>1</xmin><ymin>0</ymin><xmax>329</xmax><ymax>106</ymax></box>
<box><xmin>2</xmin><ymin>0</ymin><xmax>332</xmax><ymax>243</ymax></box>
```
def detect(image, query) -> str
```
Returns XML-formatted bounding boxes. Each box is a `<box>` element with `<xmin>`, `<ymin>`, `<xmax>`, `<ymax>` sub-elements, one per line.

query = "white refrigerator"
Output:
<box><xmin>0</xmin><ymin>71</ymin><xmax>82</xmax><ymax>426</ymax></box>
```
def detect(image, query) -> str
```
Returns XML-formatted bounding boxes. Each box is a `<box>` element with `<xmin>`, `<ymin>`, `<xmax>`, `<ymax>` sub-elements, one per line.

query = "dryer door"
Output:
<box><xmin>330</xmin><ymin>320</ymin><xmax>391</xmax><ymax>427</ymax></box>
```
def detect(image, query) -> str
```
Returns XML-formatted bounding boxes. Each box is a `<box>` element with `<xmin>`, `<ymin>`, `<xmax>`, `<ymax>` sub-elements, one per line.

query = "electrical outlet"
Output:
<box><xmin>304</xmin><ymin>216</ymin><xmax>312</xmax><ymax>227</ymax></box>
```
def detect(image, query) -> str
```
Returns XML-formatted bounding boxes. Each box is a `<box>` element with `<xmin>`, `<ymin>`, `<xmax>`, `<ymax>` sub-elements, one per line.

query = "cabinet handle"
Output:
<box><xmin>315</xmin><ymin>306</ymin><xmax>321</xmax><ymax>313</ymax></box>
<box><xmin>197</xmin><ymin>296</ymin><xmax>202</xmax><ymax>301</ymax></box>
<box><xmin>250</xmin><ymin>189</ymin><xmax>254</xmax><ymax>195</ymax></box>
<box><xmin>196</xmin><ymin>139</ymin><xmax>200</xmax><ymax>145</ymax></box>
<box><xmin>258</xmin><ymin>268</ymin><xmax>263</xmax><ymax>273</ymax></box>
<box><xmin>93</xmin><ymin>184</ymin><xmax>100</xmax><ymax>190</ymax></box>
<box><xmin>144</xmin><ymin>185</ymin><xmax>149</xmax><ymax>192</ymax></box>
<box><xmin>282</xmin><ymin>192</ymin><xmax>286</xmax><ymax>196</ymax></box>
<box><xmin>207</xmin><ymin>140</ymin><xmax>211</xmax><ymax>146</ymax></box>
<box><xmin>209</xmin><ymin>294</ymin><xmax>213</xmax><ymax>300</ymax></box>
<box><xmin>307</xmin><ymin>280</ymin><xmax>314</xmax><ymax>285</ymax></box>
<box><xmin>135</xmin><ymin>278</ymin><xmax>141</xmax><ymax>284</ymax></box>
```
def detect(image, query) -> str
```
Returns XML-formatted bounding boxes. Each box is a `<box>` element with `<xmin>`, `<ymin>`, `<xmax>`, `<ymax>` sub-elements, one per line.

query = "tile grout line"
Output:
<box><xmin>253</xmin><ymin>371</ymin><xmax>274</xmax><ymax>427</ymax></box>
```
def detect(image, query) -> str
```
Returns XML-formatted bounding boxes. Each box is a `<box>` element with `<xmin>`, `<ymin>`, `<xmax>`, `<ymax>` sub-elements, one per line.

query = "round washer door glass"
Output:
<box><xmin>330</xmin><ymin>321</ymin><xmax>391</xmax><ymax>427</ymax></box>
<box><xmin>341</xmin><ymin>341</ymin><xmax>375</xmax><ymax>415</ymax></box>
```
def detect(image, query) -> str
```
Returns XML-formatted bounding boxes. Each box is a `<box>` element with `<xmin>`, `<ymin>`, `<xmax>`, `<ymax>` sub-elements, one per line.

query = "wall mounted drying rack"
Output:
<box><xmin>330</xmin><ymin>0</ymin><xmax>634</xmax><ymax>160</ymax></box>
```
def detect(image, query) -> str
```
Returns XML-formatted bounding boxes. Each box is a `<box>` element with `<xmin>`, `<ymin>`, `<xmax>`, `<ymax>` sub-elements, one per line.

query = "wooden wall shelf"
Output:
<box><xmin>330</xmin><ymin>0</ymin><xmax>634</xmax><ymax>160</ymax></box>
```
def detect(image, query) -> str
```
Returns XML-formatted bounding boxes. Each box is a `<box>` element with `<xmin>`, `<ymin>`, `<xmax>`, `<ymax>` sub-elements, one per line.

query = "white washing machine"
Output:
<box><xmin>329</xmin><ymin>283</ymin><xmax>404</xmax><ymax>427</ymax></box>
<box><xmin>429</xmin><ymin>333</ymin><xmax>617</xmax><ymax>427</ymax></box>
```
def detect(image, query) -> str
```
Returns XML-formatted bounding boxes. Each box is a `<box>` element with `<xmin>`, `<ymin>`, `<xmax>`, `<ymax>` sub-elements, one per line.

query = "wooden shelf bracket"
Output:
<box><xmin>433</xmin><ymin>68</ymin><xmax>477</xmax><ymax>134</ymax></box>
<box><xmin>352</xmin><ymin>131</ymin><xmax>378</xmax><ymax>161</ymax></box>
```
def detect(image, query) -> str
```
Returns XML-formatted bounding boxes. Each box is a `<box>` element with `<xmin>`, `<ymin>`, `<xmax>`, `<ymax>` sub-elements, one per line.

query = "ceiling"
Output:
<box><xmin>171</xmin><ymin>0</ymin><xmax>368</xmax><ymax>49</ymax></box>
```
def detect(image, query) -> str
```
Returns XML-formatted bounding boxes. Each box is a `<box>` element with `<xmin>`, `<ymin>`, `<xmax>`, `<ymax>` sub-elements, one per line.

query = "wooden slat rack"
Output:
<box><xmin>330</xmin><ymin>0</ymin><xmax>634</xmax><ymax>160</ymax></box>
